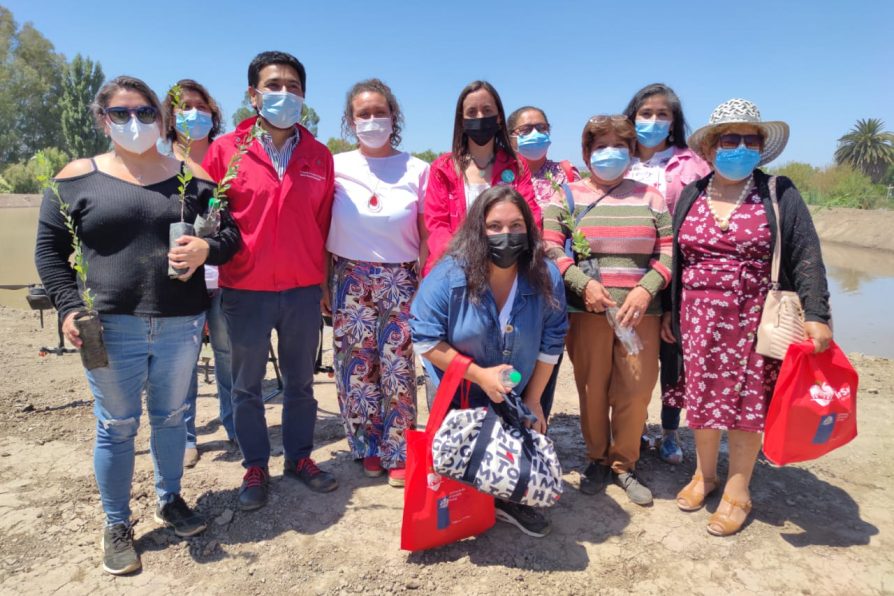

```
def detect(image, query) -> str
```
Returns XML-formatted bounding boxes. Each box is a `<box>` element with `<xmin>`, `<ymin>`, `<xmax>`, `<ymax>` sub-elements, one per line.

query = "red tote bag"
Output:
<box><xmin>400</xmin><ymin>354</ymin><xmax>495</xmax><ymax>551</ymax></box>
<box><xmin>763</xmin><ymin>340</ymin><xmax>859</xmax><ymax>466</ymax></box>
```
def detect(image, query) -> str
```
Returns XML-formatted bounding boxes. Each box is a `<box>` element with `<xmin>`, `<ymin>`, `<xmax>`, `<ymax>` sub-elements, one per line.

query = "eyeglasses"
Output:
<box><xmin>588</xmin><ymin>114</ymin><xmax>629</xmax><ymax>124</ymax></box>
<box><xmin>104</xmin><ymin>106</ymin><xmax>159</xmax><ymax>125</ymax></box>
<box><xmin>513</xmin><ymin>123</ymin><xmax>550</xmax><ymax>136</ymax></box>
<box><xmin>718</xmin><ymin>133</ymin><xmax>763</xmax><ymax>150</ymax></box>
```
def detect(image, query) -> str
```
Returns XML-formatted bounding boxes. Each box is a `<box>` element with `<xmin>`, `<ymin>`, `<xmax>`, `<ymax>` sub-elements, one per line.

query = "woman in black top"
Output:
<box><xmin>34</xmin><ymin>76</ymin><xmax>240</xmax><ymax>575</ymax></box>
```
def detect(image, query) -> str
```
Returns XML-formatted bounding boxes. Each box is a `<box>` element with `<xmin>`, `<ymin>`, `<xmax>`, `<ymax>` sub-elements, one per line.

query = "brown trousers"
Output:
<box><xmin>565</xmin><ymin>313</ymin><xmax>660</xmax><ymax>473</ymax></box>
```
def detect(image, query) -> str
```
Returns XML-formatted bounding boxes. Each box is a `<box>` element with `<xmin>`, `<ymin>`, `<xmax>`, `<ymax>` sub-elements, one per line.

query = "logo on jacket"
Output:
<box><xmin>427</xmin><ymin>472</ymin><xmax>442</xmax><ymax>492</ymax></box>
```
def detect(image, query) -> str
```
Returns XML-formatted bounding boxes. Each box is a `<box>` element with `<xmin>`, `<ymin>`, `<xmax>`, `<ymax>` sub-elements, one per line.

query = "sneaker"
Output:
<box><xmin>579</xmin><ymin>461</ymin><xmax>611</xmax><ymax>495</ymax></box>
<box><xmin>659</xmin><ymin>432</ymin><xmax>684</xmax><ymax>465</ymax></box>
<box><xmin>284</xmin><ymin>457</ymin><xmax>338</xmax><ymax>493</ymax></box>
<box><xmin>154</xmin><ymin>494</ymin><xmax>207</xmax><ymax>537</ymax></box>
<box><xmin>102</xmin><ymin>522</ymin><xmax>141</xmax><ymax>575</ymax></box>
<box><xmin>494</xmin><ymin>500</ymin><xmax>551</xmax><ymax>538</ymax></box>
<box><xmin>614</xmin><ymin>471</ymin><xmax>653</xmax><ymax>506</ymax></box>
<box><xmin>363</xmin><ymin>456</ymin><xmax>384</xmax><ymax>478</ymax></box>
<box><xmin>184</xmin><ymin>447</ymin><xmax>199</xmax><ymax>468</ymax></box>
<box><xmin>238</xmin><ymin>466</ymin><xmax>269</xmax><ymax>511</ymax></box>
<box><xmin>387</xmin><ymin>467</ymin><xmax>406</xmax><ymax>488</ymax></box>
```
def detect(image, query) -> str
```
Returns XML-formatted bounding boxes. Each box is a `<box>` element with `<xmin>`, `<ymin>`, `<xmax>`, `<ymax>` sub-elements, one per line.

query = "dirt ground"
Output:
<box><xmin>0</xmin><ymin>304</ymin><xmax>891</xmax><ymax>595</ymax></box>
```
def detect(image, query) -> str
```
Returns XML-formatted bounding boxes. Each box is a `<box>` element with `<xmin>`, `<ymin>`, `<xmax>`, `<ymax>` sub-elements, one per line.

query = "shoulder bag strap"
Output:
<box><xmin>424</xmin><ymin>353</ymin><xmax>473</xmax><ymax>436</ymax></box>
<box><xmin>767</xmin><ymin>175</ymin><xmax>782</xmax><ymax>288</ymax></box>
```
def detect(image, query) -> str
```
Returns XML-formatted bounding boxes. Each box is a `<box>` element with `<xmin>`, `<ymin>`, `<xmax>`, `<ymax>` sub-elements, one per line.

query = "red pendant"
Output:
<box><xmin>368</xmin><ymin>194</ymin><xmax>382</xmax><ymax>213</ymax></box>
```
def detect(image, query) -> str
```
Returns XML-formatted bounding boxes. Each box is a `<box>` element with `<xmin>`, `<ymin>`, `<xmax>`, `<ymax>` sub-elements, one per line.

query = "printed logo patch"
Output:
<box><xmin>812</xmin><ymin>414</ymin><xmax>837</xmax><ymax>445</ymax></box>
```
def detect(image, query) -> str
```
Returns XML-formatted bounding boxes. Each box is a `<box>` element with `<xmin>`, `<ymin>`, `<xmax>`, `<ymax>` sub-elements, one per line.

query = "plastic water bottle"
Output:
<box><xmin>500</xmin><ymin>368</ymin><xmax>522</xmax><ymax>390</ymax></box>
<box><xmin>605</xmin><ymin>306</ymin><xmax>644</xmax><ymax>355</ymax></box>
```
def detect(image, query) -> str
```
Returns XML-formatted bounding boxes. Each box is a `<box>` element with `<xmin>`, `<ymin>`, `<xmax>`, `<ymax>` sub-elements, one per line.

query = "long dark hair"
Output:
<box><xmin>451</xmin><ymin>80</ymin><xmax>516</xmax><ymax>175</ymax></box>
<box><xmin>446</xmin><ymin>186</ymin><xmax>558</xmax><ymax>308</ymax></box>
<box><xmin>623</xmin><ymin>83</ymin><xmax>690</xmax><ymax>149</ymax></box>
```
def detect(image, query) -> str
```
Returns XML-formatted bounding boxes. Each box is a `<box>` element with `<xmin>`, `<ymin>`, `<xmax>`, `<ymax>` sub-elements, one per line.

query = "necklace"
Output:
<box><xmin>706</xmin><ymin>175</ymin><xmax>752</xmax><ymax>232</ymax></box>
<box><xmin>367</xmin><ymin>173</ymin><xmax>384</xmax><ymax>213</ymax></box>
<box><xmin>470</xmin><ymin>154</ymin><xmax>495</xmax><ymax>179</ymax></box>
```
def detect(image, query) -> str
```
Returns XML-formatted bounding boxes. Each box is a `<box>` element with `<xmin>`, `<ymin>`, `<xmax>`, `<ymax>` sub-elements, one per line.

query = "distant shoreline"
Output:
<box><xmin>3</xmin><ymin>194</ymin><xmax>893</xmax><ymax>253</ymax></box>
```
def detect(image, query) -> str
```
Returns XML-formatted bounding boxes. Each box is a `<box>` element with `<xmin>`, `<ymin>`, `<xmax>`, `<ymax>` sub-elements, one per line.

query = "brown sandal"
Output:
<box><xmin>707</xmin><ymin>493</ymin><xmax>752</xmax><ymax>536</ymax></box>
<box><xmin>676</xmin><ymin>473</ymin><xmax>717</xmax><ymax>512</ymax></box>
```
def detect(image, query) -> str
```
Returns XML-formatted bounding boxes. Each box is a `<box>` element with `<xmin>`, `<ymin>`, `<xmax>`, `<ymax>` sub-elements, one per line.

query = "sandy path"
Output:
<box><xmin>0</xmin><ymin>305</ymin><xmax>891</xmax><ymax>595</ymax></box>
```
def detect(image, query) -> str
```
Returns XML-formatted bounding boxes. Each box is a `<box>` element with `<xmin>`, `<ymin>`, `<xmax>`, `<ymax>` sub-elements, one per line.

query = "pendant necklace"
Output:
<box><xmin>367</xmin><ymin>174</ymin><xmax>384</xmax><ymax>213</ymax></box>
<box><xmin>470</xmin><ymin>154</ymin><xmax>495</xmax><ymax>179</ymax></box>
<box><xmin>706</xmin><ymin>175</ymin><xmax>752</xmax><ymax>232</ymax></box>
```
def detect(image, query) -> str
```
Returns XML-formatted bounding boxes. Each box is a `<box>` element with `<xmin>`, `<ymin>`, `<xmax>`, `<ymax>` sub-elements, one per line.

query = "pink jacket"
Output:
<box><xmin>422</xmin><ymin>150</ymin><xmax>539</xmax><ymax>275</ymax></box>
<box><xmin>663</xmin><ymin>147</ymin><xmax>711</xmax><ymax>215</ymax></box>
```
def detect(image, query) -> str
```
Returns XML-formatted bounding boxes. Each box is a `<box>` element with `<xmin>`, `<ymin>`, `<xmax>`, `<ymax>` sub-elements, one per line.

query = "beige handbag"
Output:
<box><xmin>756</xmin><ymin>176</ymin><xmax>806</xmax><ymax>360</ymax></box>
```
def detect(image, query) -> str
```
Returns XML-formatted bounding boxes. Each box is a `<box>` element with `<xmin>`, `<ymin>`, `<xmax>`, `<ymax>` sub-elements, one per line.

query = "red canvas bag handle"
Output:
<box><xmin>424</xmin><ymin>354</ymin><xmax>473</xmax><ymax>437</ymax></box>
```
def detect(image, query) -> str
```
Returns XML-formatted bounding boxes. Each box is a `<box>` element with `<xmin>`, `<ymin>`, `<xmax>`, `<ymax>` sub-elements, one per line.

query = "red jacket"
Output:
<box><xmin>423</xmin><ymin>150</ymin><xmax>539</xmax><ymax>275</ymax></box>
<box><xmin>203</xmin><ymin>117</ymin><xmax>334</xmax><ymax>291</ymax></box>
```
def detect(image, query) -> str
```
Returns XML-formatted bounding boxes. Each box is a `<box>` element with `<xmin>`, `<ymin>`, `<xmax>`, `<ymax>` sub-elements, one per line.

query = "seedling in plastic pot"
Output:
<box><xmin>34</xmin><ymin>151</ymin><xmax>109</xmax><ymax>370</ymax></box>
<box><xmin>166</xmin><ymin>83</ymin><xmax>197</xmax><ymax>279</ymax></box>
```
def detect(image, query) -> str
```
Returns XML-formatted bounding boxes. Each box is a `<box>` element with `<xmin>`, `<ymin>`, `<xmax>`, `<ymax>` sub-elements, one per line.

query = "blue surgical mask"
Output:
<box><xmin>589</xmin><ymin>147</ymin><xmax>630</xmax><ymax>181</ymax></box>
<box><xmin>635</xmin><ymin>119</ymin><xmax>671</xmax><ymax>148</ymax></box>
<box><xmin>714</xmin><ymin>144</ymin><xmax>761</xmax><ymax>181</ymax></box>
<box><xmin>176</xmin><ymin>108</ymin><xmax>214</xmax><ymax>140</ymax></box>
<box><xmin>256</xmin><ymin>89</ymin><xmax>304</xmax><ymax>129</ymax></box>
<box><xmin>516</xmin><ymin>130</ymin><xmax>551</xmax><ymax>160</ymax></box>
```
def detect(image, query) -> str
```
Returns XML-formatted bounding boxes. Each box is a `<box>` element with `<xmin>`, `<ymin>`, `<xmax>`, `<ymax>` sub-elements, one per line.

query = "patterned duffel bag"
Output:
<box><xmin>431</xmin><ymin>392</ymin><xmax>563</xmax><ymax>508</ymax></box>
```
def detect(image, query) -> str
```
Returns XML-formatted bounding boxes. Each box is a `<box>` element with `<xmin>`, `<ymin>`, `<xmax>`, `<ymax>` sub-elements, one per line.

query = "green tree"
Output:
<box><xmin>231</xmin><ymin>92</ymin><xmax>320</xmax><ymax>136</ymax></box>
<box><xmin>769</xmin><ymin>162</ymin><xmax>820</xmax><ymax>203</ymax></box>
<box><xmin>1</xmin><ymin>147</ymin><xmax>68</xmax><ymax>193</ymax></box>
<box><xmin>411</xmin><ymin>149</ymin><xmax>439</xmax><ymax>163</ymax></box>
<box><xmin>326</xmin><ymin>137</ymin><xmax>356</xmax><ymax>154</ymax></box>
<box><xmin>60</xmin><ymin>54</ymin><xmax>107</xmax><ymax>159</ymax></box>
<box><xmin>834</xmin><ymin>118</ymin><xmax>894</xmax><ymax>184</ymax></box>
<box><xmin>0</xmin><ymin>7</ymin><xmax>66</xmax><ymax>165</ymax></box>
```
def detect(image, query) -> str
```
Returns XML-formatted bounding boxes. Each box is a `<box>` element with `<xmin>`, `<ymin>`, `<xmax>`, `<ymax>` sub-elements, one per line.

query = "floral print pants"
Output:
<box><xmin>332</xmin><ymin>258</ymin><xmax>418</xmax><ymax>469</ymax></box>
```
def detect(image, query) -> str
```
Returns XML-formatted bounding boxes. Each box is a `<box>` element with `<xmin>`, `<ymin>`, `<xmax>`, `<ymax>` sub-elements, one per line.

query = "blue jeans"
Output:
<box><xmin>223</xmin><ymin>286</ymin><xmax>321</xmax><ymax>468</ymax></box>
<box><xmin>185</xmin><ymin>290</ymin><xmax>234</xmax><ymax>446</ymax></box>
<box><xmin>85</xmin><ymin>313</ymin><xmax>205</xmax><ymax>526</ymax></box>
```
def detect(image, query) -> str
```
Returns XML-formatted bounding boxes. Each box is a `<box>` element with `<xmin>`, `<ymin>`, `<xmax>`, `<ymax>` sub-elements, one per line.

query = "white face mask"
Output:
<box><xmin>108</xmin><ymin>116</ymin><xmax>161</xmax><ymax>155</ymax></box>
<box><xmin>354</xmin><ymin>117</ymin><xmax>393</xmax><ymax>149</ymax></box>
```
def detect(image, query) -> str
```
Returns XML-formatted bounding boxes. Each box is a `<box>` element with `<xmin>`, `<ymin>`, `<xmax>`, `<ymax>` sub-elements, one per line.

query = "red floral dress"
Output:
<box><xmin>677</xmin><ymin>189</ymin><xmax>781</xmax><ymax>432</ymax></box>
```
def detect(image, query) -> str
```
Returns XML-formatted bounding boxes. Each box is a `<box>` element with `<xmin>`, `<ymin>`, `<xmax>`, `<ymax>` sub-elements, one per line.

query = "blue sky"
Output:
<box><xmin>6</xmin><ymin>0</ymin><xmax>893</xmax><ymax>168</ymax></box>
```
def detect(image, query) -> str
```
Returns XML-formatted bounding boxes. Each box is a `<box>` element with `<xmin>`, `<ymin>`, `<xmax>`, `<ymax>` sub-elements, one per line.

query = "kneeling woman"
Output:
<box><xmin>410</xmin><ymin>186</ymin><xmax>567</xmax><ymax>537</ymax></box>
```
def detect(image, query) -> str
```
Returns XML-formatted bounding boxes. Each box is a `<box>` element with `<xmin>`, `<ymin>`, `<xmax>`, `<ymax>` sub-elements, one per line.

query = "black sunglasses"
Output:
<box><xmin>513</xmin><ymin>123</ymin><xmax>550</xmax><ymax>136</ymax></box>
<box><xmin>104</xmin><ymin>106</ymin><xmax>159</xmax><ymax>125</ymax></box>
<box><xmin>718</xmin><ymin>133</ymin><xmax>763</xmax><ymax>150</ymax></box>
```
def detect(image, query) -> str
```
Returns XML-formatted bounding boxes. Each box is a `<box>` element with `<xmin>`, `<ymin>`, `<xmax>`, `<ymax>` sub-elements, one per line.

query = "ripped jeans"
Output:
<box><xmin>85</xmin><ymin>313</ymin><xmax>205</xmax><ymax>526</ymax></box>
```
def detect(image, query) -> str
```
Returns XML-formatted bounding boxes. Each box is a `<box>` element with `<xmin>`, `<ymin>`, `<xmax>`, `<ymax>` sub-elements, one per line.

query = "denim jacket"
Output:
<box><xmin>410</xmin><ymin>256</ymin><xmax>568</xmax><ymax>407</ymax></box>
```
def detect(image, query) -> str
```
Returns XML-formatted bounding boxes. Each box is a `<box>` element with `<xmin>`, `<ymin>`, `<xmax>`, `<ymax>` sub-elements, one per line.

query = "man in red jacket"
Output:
<box><xmin>203</xmin><ymin>51</ymin><xmax>336</xmax><ymax>511</ymax></box>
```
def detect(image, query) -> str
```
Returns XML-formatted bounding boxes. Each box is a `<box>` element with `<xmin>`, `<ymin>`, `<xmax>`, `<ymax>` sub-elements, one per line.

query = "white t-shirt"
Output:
<box><xmin>204</xmin><ymin>264</ymin><xmax>219</xmax><ymax>290</ymax></box>
<box><xmin>326</xmin><ymin>150</ymin><xmax>430</xmax><ymax>263</ymax></box>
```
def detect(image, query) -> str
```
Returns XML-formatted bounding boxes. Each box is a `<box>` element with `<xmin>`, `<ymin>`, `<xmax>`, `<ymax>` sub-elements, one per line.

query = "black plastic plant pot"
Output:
<box><xmin>74</xmin><ymin>310</ymin><xmax>108</xmax><ymax>370</ymax></box>
<box><xmin>168</xmin><ymin>221</ymin><xmax>195</xmax><ymax>278</ymax></box>
<box><xmin>567</xmin><ymin>258</ymin><xmax>601</xmax><ymax>311</ymax></box>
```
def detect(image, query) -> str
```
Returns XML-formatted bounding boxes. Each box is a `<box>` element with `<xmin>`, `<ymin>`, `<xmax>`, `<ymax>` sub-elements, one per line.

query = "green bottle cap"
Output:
<box><xmin>509</xmin><ymin>370</ymin><xmax>522</xmax><ymax>385</ymax></box>
<box><xmin>208</xmin><ymin>198</ymin><xmax>221</xmax><ymax>209</ymax></box>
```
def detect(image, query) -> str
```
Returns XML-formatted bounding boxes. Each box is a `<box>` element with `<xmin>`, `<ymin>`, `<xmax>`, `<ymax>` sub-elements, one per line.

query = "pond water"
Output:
<box><xmin>1</xmin><ymin>207</ymin><xmax>892</xmax><ymax>358</ymax></box>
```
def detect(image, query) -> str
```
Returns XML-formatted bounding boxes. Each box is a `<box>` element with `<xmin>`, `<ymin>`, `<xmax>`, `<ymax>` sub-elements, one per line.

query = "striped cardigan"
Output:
<box><xmin>542</xmin><ymin>178</ymin><xmax>672</xmax><ymax>314</ymax></box>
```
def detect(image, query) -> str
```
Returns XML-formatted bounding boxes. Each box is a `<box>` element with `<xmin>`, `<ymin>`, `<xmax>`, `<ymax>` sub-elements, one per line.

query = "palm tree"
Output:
<box><xmin>835</xmin><ymin>118</ymin><xmax>894</xmax><ymax>183</ymax></box>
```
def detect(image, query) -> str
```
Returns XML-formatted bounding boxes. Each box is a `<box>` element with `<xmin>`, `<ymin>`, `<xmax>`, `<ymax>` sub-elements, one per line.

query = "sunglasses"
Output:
<box><xmin>513</xmin><ymin>123</ymin><xmax>550</xmax><ymax>136</ymax></box>
<box><xmin>104</xmin><ymin>106</ymin><xmax>159</xmax><ymax>125</ymax></box>
<box><xmin>718</xmin><ymin>133</ymin><xmax>763</xmax><ymax>150</ymax></box>
<box><xmin>588</xmin><ymin>114</ymin><xmax>628</xmax><ymax>123</ymax></box>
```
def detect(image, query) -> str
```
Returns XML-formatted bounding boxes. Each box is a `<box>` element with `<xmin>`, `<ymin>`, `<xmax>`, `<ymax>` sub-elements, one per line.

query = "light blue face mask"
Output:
<box><xmin>176</xmin><ymin>108</ymin><xmax>214</xmax><ymax>140</ymax></box>
<box><xmin>589</xmin><ymin>146</ymin><xmax>630</xmax><ymax>181</ymax></box>
<box><xmin>516</xmin><ymin>130</ymin><xmax>551</xmax><ymax>160</ymax></box>
<box><xmin>256</xmin><ymin>89</ymin><xmax>304</xmax><ymax>129</ymax></box>
<box><xmin>714</xmin><ymin>144</ymin><xmax>761</xmax><ymax>181</ymax></box>
<box><xmin>635</xmin><ymin>119</ymin><xmax>671</xmax><ymax>148</ymax></box>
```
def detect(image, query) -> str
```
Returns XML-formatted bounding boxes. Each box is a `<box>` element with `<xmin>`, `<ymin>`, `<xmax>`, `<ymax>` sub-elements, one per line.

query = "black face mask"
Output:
<box><xmin>487</xmin><ymin>233</ymin><xmax>529</xmax><ymax>269</ymax></box>
<box><xmin>463</xmin><ymin>115</ymin><xmax>500</xmax><ymax>146</ymax></box>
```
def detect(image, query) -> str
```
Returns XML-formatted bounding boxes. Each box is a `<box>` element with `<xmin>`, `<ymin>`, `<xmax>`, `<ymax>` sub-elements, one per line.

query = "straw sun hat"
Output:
<box><xmin>688</xmin><ymin>98</ymin><xmax>790</xmax><ymax>166</ymax></box>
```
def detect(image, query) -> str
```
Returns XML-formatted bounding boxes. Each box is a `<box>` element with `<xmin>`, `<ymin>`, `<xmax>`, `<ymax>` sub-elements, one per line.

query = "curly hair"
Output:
<box><xmin>446</xmin><ymin>186</ymin><xmax>559</xmax><ymax>309</ymax></box>
<box><xmin>162</xmin><ymin>79</ymin><xmax>223</xmax><ymax>143</ymax></box>
<box><xmin>341</xmin><ymin>78</ymin><xmax>404</xmax><ymax>148</ymax></box>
